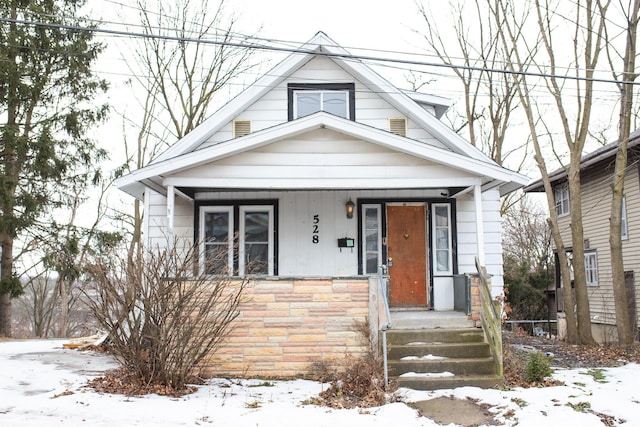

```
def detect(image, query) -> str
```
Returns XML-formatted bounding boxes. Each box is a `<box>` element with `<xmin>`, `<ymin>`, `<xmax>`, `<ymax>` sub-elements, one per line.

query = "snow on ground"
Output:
<box><xmin>1</xmin><ymin>339</ymin><xmax>639</xmax><ymax>426</ymax></box>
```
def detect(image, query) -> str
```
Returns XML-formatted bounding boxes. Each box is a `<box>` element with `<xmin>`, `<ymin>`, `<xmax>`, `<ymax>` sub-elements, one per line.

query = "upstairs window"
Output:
<box><xmin>554</xmin><ymin>182</ymin><xmax>569</xmax><ymax>217</ymax></box>
<box><xmin>288</xmin><ymin>83</ymin><xmax>355</xmax><ymax>121</ymax></box>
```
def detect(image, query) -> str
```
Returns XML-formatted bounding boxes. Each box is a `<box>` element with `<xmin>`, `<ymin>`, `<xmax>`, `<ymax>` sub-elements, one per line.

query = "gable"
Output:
<box><xmin>170</xmin><ymin>128</ymin><xmax>472</xmax><ymax>186</ymax></box>
<box><xmin>198</xmin><ymin>56</ymin><xmax>447</xmax><ymax>151</ymax></box>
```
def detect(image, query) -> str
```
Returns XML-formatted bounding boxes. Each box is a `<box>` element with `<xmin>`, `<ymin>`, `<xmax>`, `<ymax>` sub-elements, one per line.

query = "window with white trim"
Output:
<box><xmin>362</xmin><ymin>204</ymin><xmax>382</xmax><ymax>274</ymax></box>
<box><xmin>432</xmin><ymin>203</ymin><xmax>453</xmax><ymax>275</ymax></box>
<box><xmin>585</xmin><ymin>251</ymin><xmax>598</xmax><ymax>286</ymax></box>
<box><xmin>200</xmin><ymin>206</ymin><xmax>234</xmax><ymax>275</ymax></box>
<box><xmin>199</xmin><ymin>204</ymin><xmax>275</xmax><ymax>276</ymax></box>
<box><xmin>239</xmin><ymin>206</ymin><xmax>274</xmax><ymax>275</ymax></box>
<box><xmin>622</xmin><ymin>196</ymin><xmax>628</xmax><ymax>240</ymax></box>
<box><xmin>554</xmin><ymin>183</ymin><xmax>569</xmax><ymax>217</ymax></box>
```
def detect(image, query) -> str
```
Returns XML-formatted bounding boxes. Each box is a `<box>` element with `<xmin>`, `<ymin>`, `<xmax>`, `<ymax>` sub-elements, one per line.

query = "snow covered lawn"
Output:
<box><xmin>1</xmin><ymin>339</ymin><xmax>639</xmax><ymax>426</ymax></box>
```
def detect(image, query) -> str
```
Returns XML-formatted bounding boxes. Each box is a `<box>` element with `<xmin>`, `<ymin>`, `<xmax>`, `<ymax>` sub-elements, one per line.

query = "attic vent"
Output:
<box><xmin>389</xmin><ymin>118</ymin><xmax>407</xmax><ymax>136</ymax></box>
<box><xmin>233</xmin><ymin>119</ymin><xmax>251</xmax><ymax>138</ymax></box>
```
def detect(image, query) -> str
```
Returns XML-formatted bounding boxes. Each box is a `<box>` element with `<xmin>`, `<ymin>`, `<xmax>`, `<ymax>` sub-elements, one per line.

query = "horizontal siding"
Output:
<box><xmin>198</xmin><ymin>56</ymin><xmax>447</xmax><ymax>150</ymax></box>
<box><xmin>173</xmin><ymin>130</ymin><xmax>475</xmax><ymax>184</ymax></box>
<box><xmin>453</xmin><ymin>189</ymin><xmax>504</xmax><ymax>296</ymax></box>
<box><xmin>554</xmin><ymin>161</ymin><xmax>640</xmax><ymax>325</ymax></box>
<box><xmin>145</xmin><ymin>188</ymin><xmax>502</xmax><ymax>288</ymax></box>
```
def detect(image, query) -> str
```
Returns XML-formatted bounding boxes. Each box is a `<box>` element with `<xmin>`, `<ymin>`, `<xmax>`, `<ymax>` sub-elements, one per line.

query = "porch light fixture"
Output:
<box><xmin>345</xmin><ymin>199</ymin><xmax>355</xmax><ymax>219</ymax></box>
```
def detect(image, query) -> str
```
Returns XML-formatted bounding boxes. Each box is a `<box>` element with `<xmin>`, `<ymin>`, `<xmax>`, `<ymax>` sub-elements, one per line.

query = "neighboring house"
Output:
<box><xmin>116</xmin><ymin>32</ymin><xmax>528</xmax><ymax>378</ymax></box>
<box><xmin>524</xmin><ymin>131</ymin><xmax>640</xmax><ymax>343</ymax></box>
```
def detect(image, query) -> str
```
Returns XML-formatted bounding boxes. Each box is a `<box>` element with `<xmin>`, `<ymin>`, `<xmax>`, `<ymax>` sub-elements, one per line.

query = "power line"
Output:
<box><xmin>2</xmin><ymin>16</ymin><xmax>640</xmax><ymax>88</ymax></box>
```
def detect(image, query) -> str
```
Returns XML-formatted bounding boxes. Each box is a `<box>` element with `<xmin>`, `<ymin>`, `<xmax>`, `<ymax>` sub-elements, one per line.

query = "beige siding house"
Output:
<box><xmin>117</xmin><ymin>32</ymin><xmax>528</xmax><ymax>378</ymax></box>
<box><xmin>525</xmin><ymin>131</ymin><xmax>640</xmax><ymax>342</ymax></box>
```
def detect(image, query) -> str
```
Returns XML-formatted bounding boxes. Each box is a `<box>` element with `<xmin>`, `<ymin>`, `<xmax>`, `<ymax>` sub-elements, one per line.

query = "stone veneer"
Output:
<box><xmin>203</xmin><ymin>277</ymin><xmax>370</xmax><ymax>378</ymax></box>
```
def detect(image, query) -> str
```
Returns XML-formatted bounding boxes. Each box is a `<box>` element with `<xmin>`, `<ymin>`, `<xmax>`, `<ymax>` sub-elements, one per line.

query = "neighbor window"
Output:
<box><xmin>199</xmin><ymin>204</ymin><xmax>275</xmax><ymax>276</ymax></box>
<box><xmin>622</xmin><ymin>196</ymin><xmax>628</xmax><ymax>240</ymax></box>
<box><xmin>432</xmin><ymin>203</ymin><xmax>453</xmax><ymax>275</ymax></box>
<box><xmin>584</xmin><ymin>251</ymin><xmax>598</xmax><ymax>286</ymax></box>
<box><xmin>288</xmin><ymin>83</ymin><xmax>355</xmax><ymax>121</ymax></box>
<box><xmin>554</xmin><ymin>183</ymin><xmax>569</xmax><ymax>217</ymax></box>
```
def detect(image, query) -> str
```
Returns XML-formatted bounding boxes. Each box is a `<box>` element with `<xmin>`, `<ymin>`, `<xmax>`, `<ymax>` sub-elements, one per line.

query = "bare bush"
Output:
<box><xmin>85</xmin><ymin>242</ymin><xmax>246</xmax><ymax>392</ymax></box>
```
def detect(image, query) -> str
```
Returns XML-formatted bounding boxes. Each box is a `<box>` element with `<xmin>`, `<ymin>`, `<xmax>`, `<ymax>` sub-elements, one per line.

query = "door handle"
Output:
<box><xmin>387</xmin><ymin>257</ymin><xmax>393</xmax><ymax>268</ymax></box>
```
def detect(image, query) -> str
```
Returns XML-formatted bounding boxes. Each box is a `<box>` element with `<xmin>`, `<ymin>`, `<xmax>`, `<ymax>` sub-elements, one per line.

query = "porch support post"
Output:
<box><xmin>474</xmin><ymin>184</ymin><xmax>485</xmax><ymax>265</ymax></box>
<box><xmin>167</xmin><ymin>184</ymin><xmax>175</xmax><ymax>243</ymax></box>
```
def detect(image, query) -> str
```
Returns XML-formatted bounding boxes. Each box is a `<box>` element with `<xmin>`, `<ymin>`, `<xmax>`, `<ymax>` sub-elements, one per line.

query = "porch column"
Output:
<box><xmin>167</xmin><ymin>184</ymin><xmax>175</xmax><ymax>243</ymax></box>
<box><xmin>474</xmin><ymin>184</ymin><xmax>485</xmax><ymax>265</ymax></box>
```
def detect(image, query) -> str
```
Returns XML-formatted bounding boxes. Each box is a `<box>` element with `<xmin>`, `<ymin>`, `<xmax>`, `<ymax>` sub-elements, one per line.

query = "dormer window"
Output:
<box><xmin>288</xmin><ymin>83</ymin><xmax>355</xmax><ymax>121</ymax></box>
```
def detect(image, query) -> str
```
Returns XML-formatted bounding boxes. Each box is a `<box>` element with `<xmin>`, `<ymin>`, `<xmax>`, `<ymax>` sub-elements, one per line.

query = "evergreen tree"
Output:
<box><xmin>0</xmin><ymin>0</ymin><xmax>108</xmax><ymax>336</ymax></box>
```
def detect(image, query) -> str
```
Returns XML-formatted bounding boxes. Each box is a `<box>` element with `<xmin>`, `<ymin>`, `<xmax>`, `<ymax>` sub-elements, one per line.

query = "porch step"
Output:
<box><xmin>390</xmin><ymin>310</ymin><xmax>475</xmax><ymax>329</ymax></box>
<box><xmin>382</xmin><ymin>328</ymin><xmax>502</xmax><ymax>390</ymax></box>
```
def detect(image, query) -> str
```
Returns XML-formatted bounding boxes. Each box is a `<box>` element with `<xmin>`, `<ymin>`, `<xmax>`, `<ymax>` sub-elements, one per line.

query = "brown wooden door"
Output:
<box><xmin>387</xmin><ymin>205</ymin><xmax>428</xmax><ymax>307</ymax></box>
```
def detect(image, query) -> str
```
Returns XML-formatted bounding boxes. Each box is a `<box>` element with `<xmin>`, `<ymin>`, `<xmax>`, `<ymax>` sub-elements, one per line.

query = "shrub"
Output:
<box><xmin>85</xmin><ymin>241</ymin><xmax>247</xmax><ymax>393</ymax></box>
<box><xmin>524</xmin><ymin>352</ymin><xmax>553</xmax><ymax>383</ymax></box>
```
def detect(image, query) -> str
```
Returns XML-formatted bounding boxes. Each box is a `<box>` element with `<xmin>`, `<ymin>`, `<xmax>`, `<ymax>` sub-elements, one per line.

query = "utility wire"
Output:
<box><xmin>2</xmin><ymin>16</ymin><xmax>640</xmax><ymax>87</ymax></box>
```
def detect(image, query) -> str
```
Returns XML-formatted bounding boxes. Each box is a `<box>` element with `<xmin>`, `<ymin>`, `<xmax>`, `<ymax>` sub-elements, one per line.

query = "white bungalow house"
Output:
<box><xmin>116</xmin><ymin>32</ymin><xmax>528</xmax><ymax>383</ymax></box>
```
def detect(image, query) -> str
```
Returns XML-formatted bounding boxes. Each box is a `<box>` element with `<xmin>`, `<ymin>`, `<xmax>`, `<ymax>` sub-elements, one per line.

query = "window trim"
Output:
<box><xmin>432</xmin><ymin>203</ymin><xmax>453</xmax><ymax>276</ymax></box>
<box><xmin>199</xmin><ymin>205</ymin><xmax>234</xmax><ymax>275</ymax></box>
<box><xmin>239</xmin><ymin>205</ymin><xmax>275</xmax><ymax>276</ymax></box>
<box><xmin>622</xmin><ymin>196</ymin><xmax>628</xmax><ymax>240</ymax></box>
<box><xmin>287</xmin><ymin>83</ymin><xmax>356</xmax><ymax>121</ymax></box>
<box><xmin>554</xmin><ymin>182</ymin><xmax>570</xmax><ymax>217</ymax></box>
<box><xmin>584</xmin><ymin>251</ymin><xmax>598</xmax><ymax>286</ymax></box>
<box><xmin>195</xmin><ymin>200</ymin><xmax>278</xmax><ymax>276</ymax></box>
<box><xmin>361</xmin><ymin>204</ymin><xmax>383</xmax><ymax>275</ymax></box>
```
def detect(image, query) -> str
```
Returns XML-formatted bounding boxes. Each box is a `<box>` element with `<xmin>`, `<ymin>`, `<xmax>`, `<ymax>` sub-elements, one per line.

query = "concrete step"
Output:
<box><xmin>390</xmin><ymin>311</ymin><xmax>475</xmax><ymax>329</ymax></box>
<box><xmin>387</xmin><ymin>342</ymin><xmax>491</xmax><ymax>359</ymax></box>
<box><xmin>383</xmin><ymin>328</ymin><xmax>484</xmax><ymax>346</ymax></box>
<box><xmin>389</xmin><ymin>356</ymin><xmax>496</xmax><ymax>377</ymax></box>
<box><xmin>396</xmin><ymin>374</ymin><xmax>503</xmax><ymax>390</ymax></box>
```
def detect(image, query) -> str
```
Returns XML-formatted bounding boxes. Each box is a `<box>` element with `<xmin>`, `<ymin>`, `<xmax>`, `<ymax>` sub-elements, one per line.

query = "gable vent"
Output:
<box><xmin>233</xmin><ymin>119</ymin><xmax>251</xmax><ymax>138</ymax></box>
<box><xmin>389</xmin><ymin>117</ymin><xmax>407</xmax><ymax>137</ymax></box>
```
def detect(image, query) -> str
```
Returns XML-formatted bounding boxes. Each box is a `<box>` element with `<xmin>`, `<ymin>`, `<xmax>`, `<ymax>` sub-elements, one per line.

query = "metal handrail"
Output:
<box><xmin>378</xmin><ymin>264</ymin><xmax>392</xmax><ymax>330</ymax></box>
<box><xmin>378</xmin><ymin>264</ymin><xmax>392</xmax><ymax>387</ymax></box>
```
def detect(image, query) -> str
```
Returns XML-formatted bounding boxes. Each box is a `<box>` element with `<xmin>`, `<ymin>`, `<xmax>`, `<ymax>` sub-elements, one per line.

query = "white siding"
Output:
<box><xmin>198</xmin><ymin>56</ymin><xmax>446</xmax><ymax>149</ymax></box>
<box><xmin>172</xmin><ymin>129</ymin><xmax>476</xmax><ymax>189</ymax></box>
<box><xmin>144</xmin><ymin>188</ymin><xmax>502</xmax><ymax>289</ymax></box>
<box><xmin>145</xmin><ymin>190</ymin><xmax>194</xmax><ymax>249</ymax></box>
<box><xmin>456</xmin><ymin>189</ymin><xmax>504</xmax><ymax>296</ymax></box>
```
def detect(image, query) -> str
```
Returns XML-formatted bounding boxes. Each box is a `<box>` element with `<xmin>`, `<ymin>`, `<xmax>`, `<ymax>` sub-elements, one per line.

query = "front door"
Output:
<box><xmin>386</xmin><ymin>204</ymin><xmax>428</xmax><ymax>307</ymax></box>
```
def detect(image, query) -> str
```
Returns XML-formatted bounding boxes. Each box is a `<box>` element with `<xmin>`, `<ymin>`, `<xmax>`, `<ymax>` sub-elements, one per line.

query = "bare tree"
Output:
<box><xmin>491</xmin><ymin>0</ymin><xmax>612</xmax><ymax>344</ymax></box>
<box><xmin>416</xmin><ymin>0</ymin><xmax>533</xmax><ymax>214</ymax></box>
<box><xmin>85</xmin><ymin>241</ymin><xmax>246</xmax><ymax>392</ymax></box>
<box><xmin>602</xmin><ymin>0</ymin><xmax>640</xmax><ymax>347</ymax></box>
<box><xmin>115</xmin><ymin>0</ymin><xmax>259</xmax><ymax>253</ymax></box>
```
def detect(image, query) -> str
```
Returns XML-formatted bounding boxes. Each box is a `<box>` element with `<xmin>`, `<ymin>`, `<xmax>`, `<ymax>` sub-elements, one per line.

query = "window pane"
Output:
<box><xmin>435</xmin><ymin>206</ymin><xmax>449</xmax><ymax>226</ymax></box>
<box><xmin>436</xmin><ymin>228</ymin><xmax>448</xmax><ymax>249</ymax></box>
<box><xmin>365</xmin><ymin>208</ymin><xmax>378</xmax><ymax>228</ymax></box>
<box><xmin>436</xmin><ymin>250</ymin><xmax>449</xmax><ymax>272</ymax></box>
<box><xmin>322</xmin><ymin>92</ymin><xmax>347</xmax><ymax>118</ymax></box>
<box><xmin>245</xmin><ymin>243</ymin><xmax>268</xmax><ymax>274</ymax></box>
<box><xmin>204</xmin><ymin>211</ymin><xmax>230</xmax><ymax>275</ymax></box>
<box><xmin>296</xmin><ymin>92</ymin><xmax>321</xmax><ymax>118</ymax></box>
<box><xmin>366</xmin><ymin>253</ymin><xmax>378</xmax><ymax>274</ymax></box>
<box><xmin>205</xmin><ymin>244</ymin><xmax>228</xmax><ymax>275</ymax></box>
<box><xmin>244</xmin><ymin>212</ymin><xmax>269</xmax><ymax>242</ymax></box>
<box><xmin>243</xmin><ymin>211</ymin><xmax>269</xmax><ymax>275</ymax></box>
<box><xmin>205</xmin><ymin>212</ymin><xmax>229</xmax><ymax>242</ymax></box>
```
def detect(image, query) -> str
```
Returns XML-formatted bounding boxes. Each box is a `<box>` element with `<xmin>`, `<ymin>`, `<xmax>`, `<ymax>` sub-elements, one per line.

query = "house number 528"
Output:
<box><xmin>312</xmin><ymin>214</ymin><xmax>320</xmax><ymax>244</ymax></box>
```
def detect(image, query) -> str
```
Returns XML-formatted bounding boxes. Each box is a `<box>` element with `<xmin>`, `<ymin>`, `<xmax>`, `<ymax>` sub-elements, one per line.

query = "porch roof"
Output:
<box><xmin>116</xmin><ymin>112</ymin><xmax>529</xmax><ymax>200</ymax></box>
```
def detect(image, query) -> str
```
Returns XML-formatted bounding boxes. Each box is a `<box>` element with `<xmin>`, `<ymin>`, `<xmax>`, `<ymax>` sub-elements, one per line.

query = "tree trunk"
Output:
<box><xmin>609</xmin><ymin>0</ymin><xmax>640</xmax><ymax>348</ymax></box>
